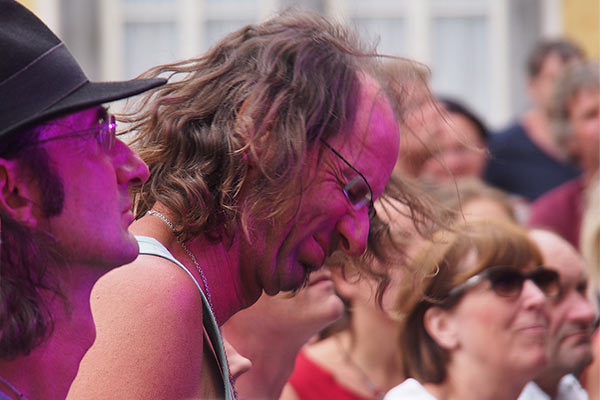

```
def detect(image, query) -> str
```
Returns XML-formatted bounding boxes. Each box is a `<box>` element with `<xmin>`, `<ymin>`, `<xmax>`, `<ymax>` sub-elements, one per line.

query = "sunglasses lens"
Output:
<box><xmin>488</xmin><ymin>267</ymin><xmax>523</xmax><ymax>297</ymax></box>
<box><xmin>532</xmin><ymin>269</ymin><xmax>561</xmax><ymax>298</ymax></box>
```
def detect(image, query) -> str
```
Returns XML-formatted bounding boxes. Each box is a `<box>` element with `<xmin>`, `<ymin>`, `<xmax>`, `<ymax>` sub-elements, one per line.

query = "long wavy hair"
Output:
<box><xmin>124</xmin><ymin>10</ymin><xmax>379</xmax><ymax>243</ymax></box>
<box><xmin>0</xmin><ymin>125</ymin><xmax>65</xmax><ymax>358</ymax></box>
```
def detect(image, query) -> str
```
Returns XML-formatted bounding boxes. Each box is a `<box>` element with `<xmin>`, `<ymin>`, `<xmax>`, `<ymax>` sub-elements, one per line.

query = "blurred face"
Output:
<box><xmin>419</xmin><ymin>112</ymin><xmax>487</xmax><ymax>182</ymax></box>
<box><xmin>529</xmin><ymin>52</ymin><xmax>574</xmax><ymax>111</ymax></box>
<box><xmin>568</xmin><ymin>88</ymin><xmax>600</xmax><ymax>174</ymax></box>
<box><xmin>39</xmin><ymin>106</ymin><xmax>149</xmax><ymax>268</ymax></box>
<box><xmin>225</xmin><ymin>268</ymin><xmax>344</xmax><ymax>337</ymax></box>
<box><xmin>530</xmin><ymin>231</ymin><xmax>596</xmax><ymax>374</ymax></box>
<box><xmin>445</xmin><ymin>265</ymin><xmax>551</xmax><ymax>377</ymax></box>
<box><xmin>459</xmin><ymin>197</ymin><xmax>514</xmax><ymax>222</ymax></box>
<box><xmin>394</xmin><ymin>87</ymin><xmax>443</xmax><ymax>178</ymax></box>
<box><xmin>246</xmin><ymin>74</ymin><xmax>400</xmax><ymax>296</ymax></box>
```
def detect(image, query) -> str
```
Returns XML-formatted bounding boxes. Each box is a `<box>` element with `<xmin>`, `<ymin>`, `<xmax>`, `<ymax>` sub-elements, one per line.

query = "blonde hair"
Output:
<box><xmin>581</xmin><ymin>175</ymin><xmax>600</xmax><ymax>296</ymax></box>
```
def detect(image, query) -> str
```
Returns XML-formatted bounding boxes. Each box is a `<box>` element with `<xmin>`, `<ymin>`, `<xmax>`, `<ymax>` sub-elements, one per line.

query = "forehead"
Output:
<box><xmin>531</xmin><ymin>231</ymin><xmax>587</xmax><ymax>284</ymax></box>
<box><xmin>569</xmin><ymin>88</ymin><xmax>600</xmax><ymax>112</ymax></box>
<box><xmin>327</xmin><ymin>74</ymin><xmax>400</xmax><ymax>198</ymax></box>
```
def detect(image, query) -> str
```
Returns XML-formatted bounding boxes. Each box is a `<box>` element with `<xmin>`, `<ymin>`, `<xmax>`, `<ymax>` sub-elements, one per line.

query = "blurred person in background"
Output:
<box><xmin>485</xmin><ymin>39</ymin><xmax>584</xmax><ymax>201</ymax></box>
<box><xmin>222</xmin><ymin>267</ymin><xmax>345</xmax><ymax>399</ymax></box>
<box><xmin>519</xmin><ymin>229</ymin><xmax>595</xmax><ymax>400</ymax></box>
<box><xmin>579</xmin><ymin>179</ymin><xmax>600</xmax><ymax>400</ymax></box>
<box><xmin>424</xmin><ymin>178</ymin><xmax>517</xmax><ymax>223</ymax></box>
<box><xmin>529</xmin><ymin>61</ymin><xmax>599</xmax><ymax>249</ymax></box>
<box><xmin>419</xmin><ymin>98</ymin><xmax>489</xmax><ymax>183</ymax></box>
<box><xmin>0</xmin><ymin>1</ymin><xmax>164</xmax><ymax>399</ymax></box>
<box><xmin>385</xmin><ymin>219</ymin><xmax>560</xmax><ymax>400</ymax></box>
<box><xmin>69</xmin><ymin>11</ymin><xmax>423</xmax><ymax>399</ymax></box>
<box><xmin>282</xmin><ymin>198</ymin><xmax>424</xmax><ymax>400</ymax></box>
<box><xmin>382</xmin><ymin>60</ymin><xmax>444</xmax><ymax>180</ymax></box>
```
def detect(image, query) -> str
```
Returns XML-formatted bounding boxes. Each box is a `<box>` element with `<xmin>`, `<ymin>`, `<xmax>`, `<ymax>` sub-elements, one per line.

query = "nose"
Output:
<box><xmin>113</xmin><ymin>138</ymin><xmax>150</xmax><ymax>187</ymax></box>
<box><xmin>569</xmin><ymin>292</ymin><xmax>596</xmax><ymax>326</ymax></box>
<box><xmin>335</xmin><ymin>208</ymin><xmax>369</xmax><ymax>257</ymax></box>
<box><xmin>521</xmin><ymin>279</ymin><xmax>549</xmax><ymax>312</ymax></box>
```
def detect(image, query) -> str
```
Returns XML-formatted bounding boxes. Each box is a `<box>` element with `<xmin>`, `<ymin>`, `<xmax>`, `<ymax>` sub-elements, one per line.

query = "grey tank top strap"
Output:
<box><xmin>136</xmin><ymin>235</ymin><xmax>234</xmax><ymax>399</ymax></box>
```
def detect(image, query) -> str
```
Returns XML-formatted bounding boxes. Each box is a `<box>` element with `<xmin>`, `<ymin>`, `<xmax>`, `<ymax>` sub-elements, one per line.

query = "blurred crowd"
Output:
<box><xmin>1</xmin><ymin>2</ymin><xmax>598</xmax><ymax>400</ymax></box>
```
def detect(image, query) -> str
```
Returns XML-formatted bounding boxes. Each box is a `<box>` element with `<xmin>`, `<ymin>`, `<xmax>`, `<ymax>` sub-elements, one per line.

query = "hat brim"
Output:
<box><xmin>3</xmin><ymin>77</ymin><xmax>166</xmax><ymax>138</ymax></box>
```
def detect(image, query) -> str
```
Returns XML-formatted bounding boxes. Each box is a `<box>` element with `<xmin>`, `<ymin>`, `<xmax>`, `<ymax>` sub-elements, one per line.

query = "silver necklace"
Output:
<box><xmin>0</xmin><ymin>376</ymin><xmax>28</xmax><ymax>400</ymax></box>
<box><xmin>146</xmin><ymin>210</ymin><xmax>214</xmax><ymax>311</ymax></box>
<box><xmin>335</xmin><ymin>336</ymin><xmax>385</xmax><ymax>400</ymax></box>
<box><xmin>146</xmin><ymin>210</ymin><xmax>238</xmax><ymax>399</ymax></box>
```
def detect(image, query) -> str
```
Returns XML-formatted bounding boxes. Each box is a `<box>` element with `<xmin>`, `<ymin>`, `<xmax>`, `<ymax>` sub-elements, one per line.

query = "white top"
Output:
<box><xmin>384</xmin><ymin>378</ymin><xmax>438</xmax><ymax>400</ymax></box>
<box><xmin>518</xmin><ymin>374</ymin><xmax>588</xmax><ymax>400</ymax></box>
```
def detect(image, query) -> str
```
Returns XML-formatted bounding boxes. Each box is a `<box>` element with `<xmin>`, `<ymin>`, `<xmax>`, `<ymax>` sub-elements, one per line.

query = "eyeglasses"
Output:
<box><xmin>67</xmin><ymin>114</ymin><xmax>117</xmax><ymax>152</ymax></box>
<box><xmin>447</xmin><ymin>265</ymin><xmax>561</xmax><ymax>300</ymax></box>
<box><xmin>28</xmin><ymin>113</ymin><xmax>117</xmax><ymax>152</ymax></box>
<box><xmin>320</xmin><ymin>139</ymin><xmax>375</xmax><ymax>218</ymax></box>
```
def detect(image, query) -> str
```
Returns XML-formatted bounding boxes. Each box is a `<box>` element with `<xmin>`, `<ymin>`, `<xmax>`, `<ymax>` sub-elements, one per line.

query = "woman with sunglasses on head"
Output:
<box><xmin>384</xmin><ymin>219</ymin><xmax>561</xmax><ymax>400</ymax></box>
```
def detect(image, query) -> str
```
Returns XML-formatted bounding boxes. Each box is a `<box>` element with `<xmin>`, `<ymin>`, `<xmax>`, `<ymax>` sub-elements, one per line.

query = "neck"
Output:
<box><xmin>135</xmin><ymin>207</ymin><xmax>253</xmax><ymax>325</ymax></box>
<box><xmin>178</xmin><ymin>234</ymin><xmax>254</xmax><ymax>325</ymax></box>
<box><xmin>345</xmin><ymin>303</ymin><xmax>403</xmax><ymax>390</ymax></box>
<box><xmin>521</xmin><ymin>109</ymin><xmax>564</xmax><ymax>160</ymax></box>
<box><xmin>0</xmin><ymin>264</ymin><xmax>102</xmax><ymax>400</ymax></box>
<box><xmin>425</xmin><ymin>357</ymin><xmax>529</xmax><ymax>400</ymax></box>
<box><xmin>534</xmin><ymin>367</ymin><xmax>569</xmax><ymax>399</ymax></box>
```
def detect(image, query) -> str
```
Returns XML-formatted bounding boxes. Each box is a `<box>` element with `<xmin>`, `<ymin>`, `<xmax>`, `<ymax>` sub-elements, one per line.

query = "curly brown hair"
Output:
<box><xmin>124</xmin><ymin>10</ymin><xmax>384</xmax><ymax>243</ymax></box>
<box><xmin>124</xmin><ymin>10</ymin><xmax>444</xmax><ymax>299</ymax></box>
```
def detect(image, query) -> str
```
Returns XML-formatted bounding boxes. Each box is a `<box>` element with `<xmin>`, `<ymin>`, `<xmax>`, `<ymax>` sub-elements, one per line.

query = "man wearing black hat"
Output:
<box><xmin>0</xmin><ymin>1</ymin><xmax>165</xmax><ymax>399</ymax></box>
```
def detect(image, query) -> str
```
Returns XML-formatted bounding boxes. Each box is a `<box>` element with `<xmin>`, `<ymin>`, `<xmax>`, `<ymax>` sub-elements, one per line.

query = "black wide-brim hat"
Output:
<box><xmin>0</xmin><ymin>0</ymin><xmax>166</xmax><ymax>141</ymax></box>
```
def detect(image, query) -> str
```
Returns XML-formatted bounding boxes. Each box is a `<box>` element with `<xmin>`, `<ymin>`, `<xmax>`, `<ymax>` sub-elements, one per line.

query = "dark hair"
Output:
<box><xmin>396</xmin><ymin>219</ymin><xmax>543</xmax><ymax>383</ymax></box>
<box><xmin>0</xmin><ymin>125</ymin><xmax>66</xmax><ymax>357</ymax></box>
<box><xmin>439</xmin><ymin>98</ymin><xmax>489</xmax><ymax>142</ymax></box>
<box><xmin>527</xmin><ymin>38</ymin><xmax>584</xmax><ymax>79</ymax></box>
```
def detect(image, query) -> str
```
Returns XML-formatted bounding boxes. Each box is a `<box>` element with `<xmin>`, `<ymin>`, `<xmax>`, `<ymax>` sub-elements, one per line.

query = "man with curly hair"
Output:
<box><xmin>70</xmin><ymin>10</ymin><xmax>408</xmax><ymax>399</ymax></box>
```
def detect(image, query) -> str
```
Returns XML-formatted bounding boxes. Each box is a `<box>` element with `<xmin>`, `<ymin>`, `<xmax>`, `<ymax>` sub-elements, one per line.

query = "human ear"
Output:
<box><xmin>0</xmin><ymin>159</ymin><xmax>40</xmax><ymax>228</ymax></box>
<box><xmin>424</xmin><ymin>306</ymin><xmax>459</xmax><ymax>350</ymax></box>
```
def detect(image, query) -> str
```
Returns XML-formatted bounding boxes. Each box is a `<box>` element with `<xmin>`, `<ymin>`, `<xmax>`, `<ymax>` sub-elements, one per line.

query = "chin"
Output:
<box><xmin>107</xmin><ymin>235</ymin><xmax>140</xmax><ymax>268</ymax></box>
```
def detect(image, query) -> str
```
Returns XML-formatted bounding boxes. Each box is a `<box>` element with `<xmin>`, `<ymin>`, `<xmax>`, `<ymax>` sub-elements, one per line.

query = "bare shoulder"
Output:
<box><xmin>68</xmin><ymin>255</ymin><xmax>206</xmax><ymax>399</ymax></box>
<box><xmin>91</xmin><ymin>253</ymin><xmax>203</xmax><ymax>311</ymax></box>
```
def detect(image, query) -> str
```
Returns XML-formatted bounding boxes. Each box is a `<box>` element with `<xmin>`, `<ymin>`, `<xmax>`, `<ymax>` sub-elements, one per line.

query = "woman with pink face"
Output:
<box><xmin>385</xmin><ymin>219</ymin><xmax>560</xmax><ymax>400</ymax></box>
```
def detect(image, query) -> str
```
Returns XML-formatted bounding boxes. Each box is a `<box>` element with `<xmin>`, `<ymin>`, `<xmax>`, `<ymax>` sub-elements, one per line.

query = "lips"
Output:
<box><xmin>562</xmin><ymin>328</ymin><xmax>593</xmax><ymax>344</ymax></box>
<box><xmin>307</xmin><ymin>268</ymin><xmax>333</xmax><ymax>286</ymax></box>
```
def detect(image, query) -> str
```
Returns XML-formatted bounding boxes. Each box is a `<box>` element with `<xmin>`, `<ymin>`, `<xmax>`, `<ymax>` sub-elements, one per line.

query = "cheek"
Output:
<box><xmin>456</xmin><ymin>297</ymin><xmax>512</xmax><ymax>347</ymax></box>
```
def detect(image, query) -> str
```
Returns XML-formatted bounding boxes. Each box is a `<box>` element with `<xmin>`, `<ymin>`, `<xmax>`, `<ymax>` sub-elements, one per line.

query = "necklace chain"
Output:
<box><xmin>147</xmin><ymin>210</ymin><xmax>214</xmax><ymax>310</ymax></box>
<box><xmin>335</xmin><ymin>336</ymin><xmax>385</xmax><ymax>400</ymax></box>
<box><xmin>146</xmin><ymin>210</ymin><xmax>237</xmax><ymax>399</ymax></box>
<box><xmin>0</xmin><ymin>376</ymin><xmax>28</xmax><ymax>400</ymax></box>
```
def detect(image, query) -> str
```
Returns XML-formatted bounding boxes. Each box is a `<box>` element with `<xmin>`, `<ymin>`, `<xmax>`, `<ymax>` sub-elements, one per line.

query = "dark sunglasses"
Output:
<box><xmin>447</xmin><ymin>265</ymin><xmax>561</xmax><ymax>300</ymax></box>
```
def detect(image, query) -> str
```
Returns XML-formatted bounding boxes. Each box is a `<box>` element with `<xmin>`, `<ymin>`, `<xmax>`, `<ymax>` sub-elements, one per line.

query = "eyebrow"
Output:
<box><xmin>96</xmin><ymin>106</ymin><xmax>109</xmax><ymax>122</ymax></box>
